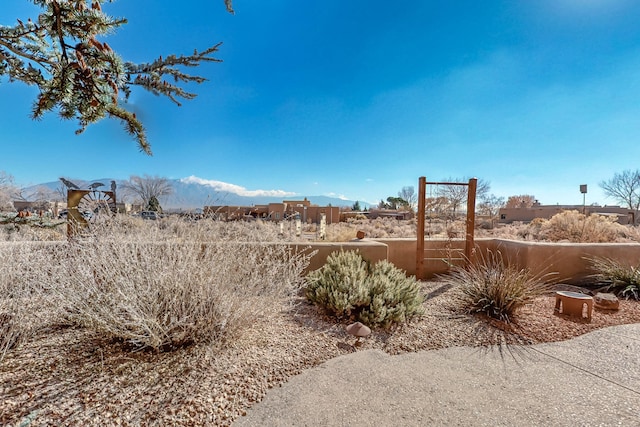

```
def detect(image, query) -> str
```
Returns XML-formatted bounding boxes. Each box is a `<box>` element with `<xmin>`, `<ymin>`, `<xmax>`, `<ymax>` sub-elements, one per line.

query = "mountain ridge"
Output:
<box><xmin>24</xmin><ymin>178</ymin><xmax>370</xmax><ymax>210</ymax></box>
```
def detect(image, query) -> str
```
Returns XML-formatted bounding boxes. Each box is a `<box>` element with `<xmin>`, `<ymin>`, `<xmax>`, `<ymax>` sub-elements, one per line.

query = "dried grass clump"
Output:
<box><xmin>325</xmin><ymin>218</ymin><xmax>417</xmax><ymax>241</ymax></box>
<box><xmin>531</xmin><ymin>211</ymin><xmax>626</xmax><ymax>243</ymax></box>
<box><xmin>0</xmin><ymin>243</ymin><xmax>56</xmax><ymax>361</ymax></box>
<box><xmin>305</xmin><ymin>250</ymin><xmax>424</xmax><ymax>328</ymax></box>
<box><xmin>588</xmin><ymin>257</ymin><xmax>640</xmax><ymax>300</ymax></box>
<box><xmin>0</xmin><ymin>221</ymin><xmax>65</xmax><ymax>242</ymax></box>
<box><xmin>440</xmin><ymin>251</ymin><xmax>554</xmax><ymax>323</ymax></box>
<box><xmin>50</xmin><ymin>218</ymin><xmax>310</xmax><ymax>351</ymax></box>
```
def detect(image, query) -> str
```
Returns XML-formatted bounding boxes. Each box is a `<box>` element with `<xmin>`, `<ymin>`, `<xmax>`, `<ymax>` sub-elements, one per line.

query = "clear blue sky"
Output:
<box><xmin>3</xmin><ymin>0</ymin><xmax>640</xmax><ymax>206</ymax></box>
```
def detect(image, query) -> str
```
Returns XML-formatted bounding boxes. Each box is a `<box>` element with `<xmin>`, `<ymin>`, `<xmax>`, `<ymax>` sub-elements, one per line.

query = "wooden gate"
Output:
<box><xmin>416</xmin><ymin>176</ymin><xmax>477</xmax><ymax>280</ymax></box>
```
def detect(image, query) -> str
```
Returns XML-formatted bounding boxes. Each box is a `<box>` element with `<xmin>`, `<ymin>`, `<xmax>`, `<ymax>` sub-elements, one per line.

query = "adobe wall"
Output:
<box><xmin>336</xmin><ymin>238</ymin><xmax>640</xmax><ymax>284</ymax></box>
<box><xmin>492</xmin><ymin>239</ymin><xmax>640</xmax><ymax>284</ymax></box>
<box><xmin>288</xmin><ymin>240</ymin><xmax>389</xmax><ymax>274</ymax></box>
<box><xmin>4</xmin><ymin>239</ymin><xmax>639</xmax><ymax>285</ymax></box>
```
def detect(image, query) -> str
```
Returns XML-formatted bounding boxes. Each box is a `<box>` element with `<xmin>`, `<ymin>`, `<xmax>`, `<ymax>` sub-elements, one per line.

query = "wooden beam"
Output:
<box><xmin>464</xmin><ymin>178</ymin><xmax>477</xmax><ymax>263</ymax></box>
<box><xmin>417</xmin><ymin>176</ymin><xmax>426</xmax><ymax>280</ymax></box>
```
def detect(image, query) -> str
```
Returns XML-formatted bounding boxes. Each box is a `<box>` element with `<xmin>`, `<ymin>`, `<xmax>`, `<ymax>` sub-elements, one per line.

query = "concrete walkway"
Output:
<box><xmin>235</xmin><ymin>324</ymin><xmax>640</xmax><ymax>426</ymax></box>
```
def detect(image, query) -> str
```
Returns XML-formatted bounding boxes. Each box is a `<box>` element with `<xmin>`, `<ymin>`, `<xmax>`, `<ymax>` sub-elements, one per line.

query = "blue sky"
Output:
<box><xmin>2</xmin><ymin>0</ymin><xmax>640</xmax><ymax>206</ymax></box>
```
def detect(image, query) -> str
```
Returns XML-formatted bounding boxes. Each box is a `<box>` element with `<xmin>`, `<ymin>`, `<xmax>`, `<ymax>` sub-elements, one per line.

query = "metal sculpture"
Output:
<box><xmin>66</xmin><ymin>187</ymin><xmax>117</xmax><ymax>237</ymax></box>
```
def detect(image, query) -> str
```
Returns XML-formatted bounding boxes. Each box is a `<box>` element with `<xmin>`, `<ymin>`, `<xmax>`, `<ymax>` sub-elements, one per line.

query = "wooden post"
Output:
<box><xmin>464</xmin><ymin>178</ymin><xmax>477</xmax><ymax>263</ymax></box>
<box><xmin>417</xmin><ymin>176</ymin><xmax>426</xmax><ymax>280</ymax></box>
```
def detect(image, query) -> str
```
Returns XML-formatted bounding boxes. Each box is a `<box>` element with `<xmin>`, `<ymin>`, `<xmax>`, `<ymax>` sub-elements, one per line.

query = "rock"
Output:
<box><xmin>346</xmin><ymin>322</ymin><xmax>371</xmax><ymax>338</ymax></box>
<box><xmin>356</xmin><ymin>230</ymin><xmax>365</xmax><ymax>239</ymax></box>
<box><xmin>594</xmin><ymin>292</ymin><xmax>619</xmax><ymax>310</ymax></box>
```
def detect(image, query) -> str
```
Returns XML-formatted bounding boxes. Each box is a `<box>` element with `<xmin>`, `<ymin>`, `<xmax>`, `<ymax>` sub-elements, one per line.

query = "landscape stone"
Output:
<box><xmin>594</xmin><ymin>292</ymin><xmax>619</xmax><ymax>310</ymax></box>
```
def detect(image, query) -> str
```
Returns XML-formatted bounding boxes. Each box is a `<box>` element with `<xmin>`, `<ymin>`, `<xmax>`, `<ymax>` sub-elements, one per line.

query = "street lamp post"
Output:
<box><xmin>580</xmin><ymin>184</ymin><xmax>587</xmax><ymax>215</ymax></box>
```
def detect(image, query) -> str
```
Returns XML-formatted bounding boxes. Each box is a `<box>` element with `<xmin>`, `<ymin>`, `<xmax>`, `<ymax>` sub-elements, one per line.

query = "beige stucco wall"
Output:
<box><xmin>340</xmin><ymin>238</ymin><xmax>640</xmax><ymax>284</ymax></box>
<box><xmin>373</xmin><ymin>238</ymin><xmax>498</xmax><ymax>278</ymax></box>
<box><xmin>288</xmin><ymin>240</ymin><xmax>389</xmax><ymax>274</ymax></box>
<box><xmin>4</xmin><ymin>238</ymin><xmax>639</xmax><ymax>285</ymax></box>
<box><xmin>491</xmin><ymin>239</ymin><xmax>640</xmax><ymax>284</ymax></box>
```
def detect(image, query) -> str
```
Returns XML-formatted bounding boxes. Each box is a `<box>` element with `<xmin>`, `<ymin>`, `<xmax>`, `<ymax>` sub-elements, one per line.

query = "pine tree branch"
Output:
<box><xmin>0</xmin><ymin>1</ymin><xmax>232</xmax><ymax>154</ymax></box>
<box><xmin>126</xmin><ymin>43</ymin><xmax>223</xmax><ymax>106</ymax></box>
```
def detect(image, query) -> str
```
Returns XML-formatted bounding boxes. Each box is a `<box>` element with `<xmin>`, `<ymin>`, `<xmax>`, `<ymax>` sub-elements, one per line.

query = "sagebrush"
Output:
<box><xmin>51</xmin><ymin>218</ymin><xmax>310</xmax><ymax>351</ymax></box>
<box><xmin>0</xmin><ymin>243</ymin><xmax>56</xmax><ymax>362</ymax></box>
<box><xmin>517</xmin><ymin>211</ymin><xmax>628</xmax><ymax>243</ymax></box>
<box><xmin>305</xmin><ymin>250</ymin><xmax>424</xmax><ymax>327</ymax></box>
<box><xmin>1</xmin><ymin>217</ymin><xmax>311</xmax><ymax>355</ymax></box>
<box><xmin>440</xmin><ymin>250</ymin><xmax>554</xmax><ymax>322</ymax></box>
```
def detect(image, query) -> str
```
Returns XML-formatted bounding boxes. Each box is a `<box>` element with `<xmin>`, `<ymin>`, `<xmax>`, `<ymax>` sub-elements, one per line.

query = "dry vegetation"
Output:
<box><xmin>323</xmin><ymin>211</ymin><xmax>640</xmax><ymax>243</ymax></box>
<box><xmin>1</xmin><ymin>214</ymin><xmax>640</xmax><ymax>425</ymax></box>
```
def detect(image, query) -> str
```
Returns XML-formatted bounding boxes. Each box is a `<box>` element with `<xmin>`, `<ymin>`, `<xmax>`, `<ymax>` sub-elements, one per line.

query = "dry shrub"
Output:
<box><xmin>588</xmin><ymin>257</ymin><xmax>640</xmax><ymax>300</ymax></box>
<box><xmin>325</xmin><ymin>222</ymin><xmax>357</xmax><ymax>242</ymax></box>
<box><xmin>440</xmin><ymin>250</ymin><xmax>554</xmax><ymax>323</ymax></box>
<box><xmin>0</xmin><ymin>243</ymin><xmax>57</xmax><ymax>361</ymax></box>
<box><xmin>49</xmin><ymin>217</ymin><xmax>310</xmax><ymax>351</ymax></box>
<box><xmin>1</xmin><ymin>221</ymin><xmax>65</xmax><ymax>242</ymax></box>
<box><xmin>326</xmin><ymin>218</ymin><xmax>416</xmax><ymax>241</ymax></box>
<box><xmin>531</xmin><ymin>211</ymin><xmax>626</xmax><ymax>243</ymax></box>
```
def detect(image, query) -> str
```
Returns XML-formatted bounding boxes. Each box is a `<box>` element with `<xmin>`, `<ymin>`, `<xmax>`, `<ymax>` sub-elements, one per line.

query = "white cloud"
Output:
<box><xmin>325</xmin><ymin>192</ymin><xmax>349</xmax><ymax>200</ymax></box>
<box><xmin>181</xmin><ymin>176</ymin><xmax>297</xmax><ymax>198</ymax></box>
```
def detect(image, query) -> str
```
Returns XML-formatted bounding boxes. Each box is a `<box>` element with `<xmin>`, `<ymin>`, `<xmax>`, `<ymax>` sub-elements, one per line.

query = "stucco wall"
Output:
<box><xmin>4</xmin><ymin>239</ymin><xmax>640</xmax><ymax>285</ymax></box>
<box><xmin>288</xmin><ymin>240</ymin><xmax>388</xmax><ymax>274</ymax></box>
<box><xmin>349</xmin><ymin>238</ymin><xmax>640</xmax><ymax>284</ymax></box>
<box><xmin>492</xmin><ymin>239</ymin><xmax>640</xmax><ymax>284</ymax></box>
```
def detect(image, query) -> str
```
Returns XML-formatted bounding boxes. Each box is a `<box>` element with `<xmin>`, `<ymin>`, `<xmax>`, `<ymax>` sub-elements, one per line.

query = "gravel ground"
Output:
<box><xmin>1</xmin><ymin>282</ymin><xmax>639</xmax><ymax>426</ymax></box>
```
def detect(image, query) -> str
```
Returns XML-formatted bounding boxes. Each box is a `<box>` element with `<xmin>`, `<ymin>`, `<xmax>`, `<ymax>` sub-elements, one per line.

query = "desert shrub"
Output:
<box><xmin>1</xmin><ymin>244</ymin><xmax>29</xmax><ymax>360</ymax></box>
<box><xmin>440</xmin><ymin>251</ymin><xmax>554</xmax><ymax>322</ymax></box>
<box><xmin>535</xmin><ymin>211</ymin><xmax>624</xmax><ymax>243</ymax></box>
<box><xmin>588</xmin><ymin>257</ymin><xmax>640</xmax><ymax>300</ymax></box>
<box><xmin>51</xmin><ymin>219</ymin><xmax>310</xmax><ymax>351</ymax></box>
<box><xmin>0</xmin><ymin>243</ymin><xmax>56</xmax><ymax>361</ymax></box>
<box><xmin>326</xmin><ymin>218</ymin><xmax>417</xmax><ymax>241</ymax></box>
<box><xmin>358</xmin><ymin>261</ymin><xmax>425</xmax><ymax>327</ymax></box>
<box><xmin>325</xmin><ymin>222</ymin><xmax>358</xmax><ymax>242</ymax></box>
<box><xmin>305</xmin><ymin>250</ymin><xmax>424</xmax><ymax>327</ymax></box>
<box><xmin>0</xmin><ymin>220</ymin><xmax>65</xmax><ymax>242</ymax></box>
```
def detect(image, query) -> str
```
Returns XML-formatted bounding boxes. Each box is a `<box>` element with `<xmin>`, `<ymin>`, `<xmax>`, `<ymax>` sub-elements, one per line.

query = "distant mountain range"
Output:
<box><xmin>24</xmin><ymin>177</ymin><xmax>369</xmax><ymax>211</ymax></box>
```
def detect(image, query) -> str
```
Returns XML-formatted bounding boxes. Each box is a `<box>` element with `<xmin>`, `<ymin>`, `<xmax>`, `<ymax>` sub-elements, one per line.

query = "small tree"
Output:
<box><xmin>505</xmin><ymin>195</ymin><xmax>536</xmax><ymax>208</ymax></box>
<box><xmin>386</xmin><ymin>196</ymin><xmax>409</xmax><ymax>210</ymax></box>
<box><xmin>600</xmin><ymin>170</ymin><xmax>640</xmax><ymax>215</ymax></box>
<box><xmin>147</xmin><ymin>196</ymin><xmax>162</xmax><ymax>213</ymax></box>
<box><xmin>352</xmin><ymin>200</ymin><xmax>361</xmax><ymax>211</ymax></box>
<box><xmin>0</xmin><ymin>171</ymin><xmax>17</xmax><ymax>211</ymax></box>
<box><xmin>377</xmin><ymin>199</ymin><xmax>390</xmax><ymax>209</ymax></box>
<box><xmin>398</xmin><ymin>186</ymin><xmax>417</xmax><ymax>210</ymax></box>
<box><xmin>121</xmin><ymin>175</ymin><xmax>173</xmax><ymax>208</ymax></box>
<box><xmin>478</xmin><ymin>194</ymin><xmax>505</xmax><ymax>221</ymax></box>
<box><xmin>439</xmin><ymin>177</ymin><xmax>490</xmax><ymax>216</ymax></box>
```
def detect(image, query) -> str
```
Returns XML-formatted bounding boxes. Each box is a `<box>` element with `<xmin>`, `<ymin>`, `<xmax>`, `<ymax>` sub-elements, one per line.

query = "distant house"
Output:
<box><xmin>204</xmin><ymin>198</ymin><xmax>340</xmax><ymax>224</ymax></box>
<box><xmin>367</xmin><ymin>208</ymin><xmax>414</xmax><ymax>220</ymax></box>
<box><xmin>13</xmin><ymin>200</ymin><xmax>51</xmax><ymax>212</ymax></box>
<box><xmin>498</xmin><ymin>203</ymin><xmax>637</xmax><ymax>225</ymax></box>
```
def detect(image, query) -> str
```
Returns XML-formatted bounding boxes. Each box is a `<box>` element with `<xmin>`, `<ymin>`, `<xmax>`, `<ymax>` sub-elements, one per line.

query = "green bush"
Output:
<box><xmin>588</xmin><ymin>257</ymin><xmax>640</xmax><ymax>300</ymax></box>
<box><xmin>305</xmin><ymin>251</ymin><xmax>424</xmax><ymax>328</ymax></box>
<box><xmin>441</xmin><ymin>251</ymin><xmax>553</xmax><ymax>322</ymax></box>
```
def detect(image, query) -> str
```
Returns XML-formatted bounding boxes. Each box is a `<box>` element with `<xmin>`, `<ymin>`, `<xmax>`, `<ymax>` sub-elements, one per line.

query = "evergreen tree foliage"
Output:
<box><xmin>146</xmin><ymin>195</ymin><xmax>161</xmax><ymax>213</ymax></box>
<box><xmin>0</xmin><ymin>1</ymin><xmax>233</xmax><ymax>154</ymax></box>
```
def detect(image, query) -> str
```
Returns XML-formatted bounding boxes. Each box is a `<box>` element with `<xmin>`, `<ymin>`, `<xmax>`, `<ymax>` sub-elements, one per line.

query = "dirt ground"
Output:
<box><xmin>1</xmin><ymin>281</ymin><xmax>639</xmax><ymax>426</ymax></box>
